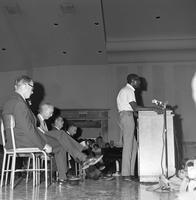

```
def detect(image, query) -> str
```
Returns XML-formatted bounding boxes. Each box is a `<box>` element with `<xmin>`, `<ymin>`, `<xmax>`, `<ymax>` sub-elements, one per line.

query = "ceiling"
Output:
<box><xmin>0</xmin><ymin>0</ymin><xmax>196</xmax><ymax>71</ymax></box>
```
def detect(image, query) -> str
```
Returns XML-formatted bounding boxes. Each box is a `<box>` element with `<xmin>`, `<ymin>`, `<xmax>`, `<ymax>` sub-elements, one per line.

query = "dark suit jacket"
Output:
<box><xmin>2</xmin><ymin>92</ymin><xmax>45</xmax><ymax>149</ymax></box>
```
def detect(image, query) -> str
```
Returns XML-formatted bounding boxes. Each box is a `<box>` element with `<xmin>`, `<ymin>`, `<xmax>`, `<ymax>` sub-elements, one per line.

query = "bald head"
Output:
<box><xmin>39</xmin><ymin>103</ymin><xmax>54</xmax><ymax>120</ymax></box>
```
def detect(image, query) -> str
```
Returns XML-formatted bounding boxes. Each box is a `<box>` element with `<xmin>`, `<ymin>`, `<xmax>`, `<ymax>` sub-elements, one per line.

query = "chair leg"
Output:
<box><xmin>35</xmin><ymin>155</ymin><xmax>40</xmax><ymax>186</ymax></box>
<box><xmin>79</xmin><ymin>164</ymin><xmax>86</xmax><ymax>180</ymax></box>
<box><xmin>26</xmin><ymin>157</ymin><xmax>31</xmax><ymax>184</ymax></box>
<box><xmin>75</xmin><ymin>162</ymin><xmax>78</xmax><ymax>176</ymax></box>
<box><xmin>32</xmin><ymin>154</ymin><xmax>35</xmax><ymax>187</ymax></box>
<box><xmin>50</xmin><ymin>157</ymin><xmax>53</xmax><ymax>183</ymax></box>
<box><xmin>35</xmin><ymin>153</ymin><xmax>51</xmax><ymax>188</ymax></box>
<box><xmin>5</xmin><ymin>155</ymin><xmax>11</xmax><ymax>186</ymax></box>
<box><xmin>44</xmin><ymin>155</ymin><xmax>48</xmax><ymax>188</ymax></box>
<box><xmin>10</xmin><ymin>153</ymin><xmax>16</xmax><ymax>189</ymax></box>
<box><xmin>0</xmin><ymin>153</ymin><xmax>7</xmax><ymax>187</ymax></box>
<box><xmin>39</xmin><ymin>154</ymin><xmax>48</xmax><ymax>187</ymax></box>
<box><xmin>26</xmin><ymin>153</ymin><xmax>36</xmax><ymax>187</ymax></box>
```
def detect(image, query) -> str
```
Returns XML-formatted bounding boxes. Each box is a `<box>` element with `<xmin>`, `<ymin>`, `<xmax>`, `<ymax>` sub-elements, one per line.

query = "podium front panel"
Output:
<box><xmin>137</xmin><ymin>110</ymin><xmax>175</xmax><ymax>182</ymax></box>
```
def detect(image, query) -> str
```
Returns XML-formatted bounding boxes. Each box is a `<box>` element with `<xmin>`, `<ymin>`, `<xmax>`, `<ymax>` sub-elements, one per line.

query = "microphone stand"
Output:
<box><xmin>163</xmin><ymin>102</ymin><xmax>169</xmax><ymax>178</ymax></box>
<box><xmin>152</xmin><ymin>99</ymin><xmax>169</xmax><ymax>178</ymax></box>
<box><xmin>149</xmin><ymin>100</ymin><xmax>171</xmax><ymax>191</ymax></box>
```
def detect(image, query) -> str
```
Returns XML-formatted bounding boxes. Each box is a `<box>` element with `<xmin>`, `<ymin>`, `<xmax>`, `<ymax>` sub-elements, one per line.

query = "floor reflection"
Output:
<box><xmin>0</xmin><ymin>177</ymin><xmax>181</xmax><ymax>200</ymax></box>
<box><xmin>138</xmin><ymin>184</ymin><xmax>177</xmax><ymax>200</ymax></box>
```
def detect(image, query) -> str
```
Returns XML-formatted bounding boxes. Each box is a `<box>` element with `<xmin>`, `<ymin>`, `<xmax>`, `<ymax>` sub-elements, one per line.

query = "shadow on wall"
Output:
<box><xmin>134</xmin><ymin>77</ymin><xmax>148</xmax><ymax>177</ymax></box>
<box><xmin>167</xmin><ymin>105</ymin><xmax>183</xmax><ymax>170</ymax></box>
<box><xmin>28</xmin><ymin>82</ymin><xmax>70</xmax><ymax>130</ymax></box>
<box><xmin>135</xmin><ymin>77</ymin><xmax>147</xmax><ymax>107</ymax></box>
<box><xmin>29</xmin><ymin>82</ymin><xmax>45</xmax><ymax>115</ymax></box>
<box><xmin>135</xmin><ymin>76</ymin><xmax>184</xmax><ymax>170</ymax></box>
<box><xmin>134</xmin><ymin>76</ymin><xmax>184</xmax><ymax>171</ymax></box>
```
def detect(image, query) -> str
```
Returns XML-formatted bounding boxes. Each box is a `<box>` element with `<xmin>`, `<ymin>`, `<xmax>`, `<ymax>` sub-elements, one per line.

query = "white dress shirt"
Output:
<box><xmin>117</xmin><ymin>83</ymin><xmax>136</xmax><ymax>112</ymax></box>
<box><xmin>37</xmin><ymin>113</ymin><xmax>48</xmax><ymax>133</ymax></box>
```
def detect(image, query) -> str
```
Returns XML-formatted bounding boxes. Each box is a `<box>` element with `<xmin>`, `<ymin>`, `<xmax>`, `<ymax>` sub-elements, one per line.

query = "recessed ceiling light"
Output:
<box><xmin>60</xmin><ymin>2</ymin><xmax>75</xmax><ymax>14</ymax></box>
<box><xmin>5</xmin><ymin>3</ymin><xmax>22</xmax><ymax>15</ymax></box>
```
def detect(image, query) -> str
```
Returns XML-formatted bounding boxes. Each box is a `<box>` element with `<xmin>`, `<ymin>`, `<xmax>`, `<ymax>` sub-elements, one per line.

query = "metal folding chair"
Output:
<box><xmin>0</xmin><ymin>114</ymin><xmax>51</xmax><ymax>189</ymax></box>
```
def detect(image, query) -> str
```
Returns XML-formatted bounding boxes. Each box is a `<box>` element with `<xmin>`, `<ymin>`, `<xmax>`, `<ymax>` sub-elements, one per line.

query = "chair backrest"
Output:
<box><xmin>1</xmin><ymin>118</ymin><xmax>6</xmax><ymax>151</ymax></box>
<box><xmin>1</xmin><ymin>114</ymin><xmax>16</xmax><ymax>150</ymax></box>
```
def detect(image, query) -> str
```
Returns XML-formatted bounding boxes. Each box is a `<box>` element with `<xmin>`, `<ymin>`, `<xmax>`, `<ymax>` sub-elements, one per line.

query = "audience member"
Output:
<box><xmin>104</xmin><ymin>143</ymin><xmax>110</xmax><ymax>149</ymax></box>
<box><xmin>92</xmin><ymin>143</ymin><xmax>102</xmax><ymax>157</ymax></box>
<box><xmin>101</xmin><ymin>141</ymin><xmax>122</xmax><ymax>176</ymax></box>
<box><xmin>96</xmin><ymin>136</ymin><xmax>105</xmax><ymax>148</ymax></box>
<box><xmin>65</xmin><ymin>124</ymin><xmax>82</xmax><ymax>175</ymax></box>
<box><xmin>50</xmin><ymin>115</ymin><xmax>66</xmax><ymax>179</ymax></box>
<box><xmin>109</xmin><ymin>140</ymin><xmax>115</xmax><ymax>149</ymax></box>
<box><xmin>52</xmin><ymin>115</ymin><xmax>64</xmax><ymax>131</ymax></box>
<box><xmin>66</xmin><ymin>124</ymin><xmax>77</xmax><ymax>137</ymax></box>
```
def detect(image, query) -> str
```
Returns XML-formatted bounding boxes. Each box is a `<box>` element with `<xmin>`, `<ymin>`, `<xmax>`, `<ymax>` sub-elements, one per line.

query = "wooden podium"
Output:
<box><xmin>137</xmin><ymin>110</ymin><xmax>175</xmax><ymax>182</ymax></box>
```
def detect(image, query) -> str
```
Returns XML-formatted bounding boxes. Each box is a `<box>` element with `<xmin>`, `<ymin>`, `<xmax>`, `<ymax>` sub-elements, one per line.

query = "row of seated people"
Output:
<box><xmin>1</xmin><ymin>75</ymin><xmax>119</xmax><ymax>185</ymax></box>
<box><xmin>48</xmin><ymin>113</ymin><xmax>122</xmax><ymax>179</ymax></box>
<box><xmin>6</xmin><ymin>104</ymin><xmax>122</xmax><ymax>182</ymax></box>
<box><xmin>3</xmin><ymin>80</ymin><xmax>103</xmax><ymax>186</ymax></box>
<box><xmin>36</xmin><ymin>103</ymin><xmax>105</xmax><ymax>182</ymax></box>
<box><xmin>45</xmin><ymin>111</ymin><xmax>123</xmax><ymax>180</ymax></box>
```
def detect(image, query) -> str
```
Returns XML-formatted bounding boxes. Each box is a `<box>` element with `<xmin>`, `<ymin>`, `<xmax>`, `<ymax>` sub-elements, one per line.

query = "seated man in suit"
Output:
<box><xmin>37</xmin><ymin>105</ymin><xmax>68</xmax><ymax>180</ymax></box>
<box><xmin>51</xmin><ymin>115</ymin><xmax>64</xmax><ymax>131</ymax></box>
<box><xmin>38</xmin><ymin>106</ymin><xmax>76</xmax><ymax>177</ymax></box>
<box><xmin>66</xmin><ymin>124</ymin><xmax>77</xmax><ymax>136</ymax></box>
<box><xmin>3</xmin><ymin>75</ymin><xmax>103</xmax><ymax>184</ymax></box>
<box><xmin>51</xmin><ymin>115</ymin><xmax>81</xmax><ymax>176</ymax></box>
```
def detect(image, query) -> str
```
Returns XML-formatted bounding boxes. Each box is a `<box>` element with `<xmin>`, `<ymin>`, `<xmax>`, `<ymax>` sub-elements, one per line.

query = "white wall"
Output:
<box><xmin>0</xmin><ymin>64</ymin><xmax>196</xmax><ymax>159</ymax></box>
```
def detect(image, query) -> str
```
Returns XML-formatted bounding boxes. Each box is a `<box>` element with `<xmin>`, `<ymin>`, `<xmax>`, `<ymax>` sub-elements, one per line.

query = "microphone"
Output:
<box><xmin>152</xmin><ymin>99</ymin><xmax>163</xmax><ymax>106</ymax></box>
<box><xmin>152</xmin><ymin>99</ymin><xmax>168</xmax><ymax>108</ymax></box>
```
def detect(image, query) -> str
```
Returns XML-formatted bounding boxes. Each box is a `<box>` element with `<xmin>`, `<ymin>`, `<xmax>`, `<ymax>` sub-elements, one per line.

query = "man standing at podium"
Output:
<box><xmin>117</xmin><ymin>73</ymin><xmax>154</xmax><ymax>180</ymax></box>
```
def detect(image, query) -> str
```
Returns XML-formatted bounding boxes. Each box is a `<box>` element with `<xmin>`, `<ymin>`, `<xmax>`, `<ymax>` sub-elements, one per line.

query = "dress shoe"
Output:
<box><xmin>68</xmin><ymin>176</ymin><xmax>81</xmax><ymax>185</ymax></box>
<box><xmin>58</xmin><ymin>179</ymin><xmax>68</xmax><ymax>185</ymax></box>
<box><xmin>112</xmin><ymin>172</ymin><xmax>121</xmax><ymax>176</ymax></box>
<box><xmin>58</xmin><ymin>178</ymin><xmax>75</xmax><ymax>189</ymax></box>
<box><xmin>101</xmin><ymin>175</ymin><xmax>115</xmax><ymax>181</ymax></box>
<box><xmin>99</xmin><ymin>165</ymin><xmax>105</xmax><ymax>171</ymax></box>
<box><xmin>82</xmin><ymin>155</ymin><xmax>103</xmax><ymax>170</ymax></box>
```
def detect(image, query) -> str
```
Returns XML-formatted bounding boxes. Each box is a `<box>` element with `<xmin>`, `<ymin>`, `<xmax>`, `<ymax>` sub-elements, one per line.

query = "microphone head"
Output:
<box><xmin>152</xmin><ymin>99</ymin><xmax>158</xmax><ymax>104</ymax></box>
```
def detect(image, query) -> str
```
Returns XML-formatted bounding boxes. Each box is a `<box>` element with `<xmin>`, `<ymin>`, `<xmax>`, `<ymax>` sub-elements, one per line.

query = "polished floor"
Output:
<box><xmin>0</xmin><ymin>176</ymin><xmax>184</xmax><ymax>200</ymax></box>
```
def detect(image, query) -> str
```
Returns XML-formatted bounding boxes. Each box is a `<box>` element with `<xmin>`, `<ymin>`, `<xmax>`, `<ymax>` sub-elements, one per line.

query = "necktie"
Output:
<box><xmin>38</xmin><ymin>120</ymin><xmax>48</xmax><ymax>133</ymax></box>
<box><xmin>42</xmin><ymin>120</ymin><xmax>48</xmax><ymax>132</ymax></box>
